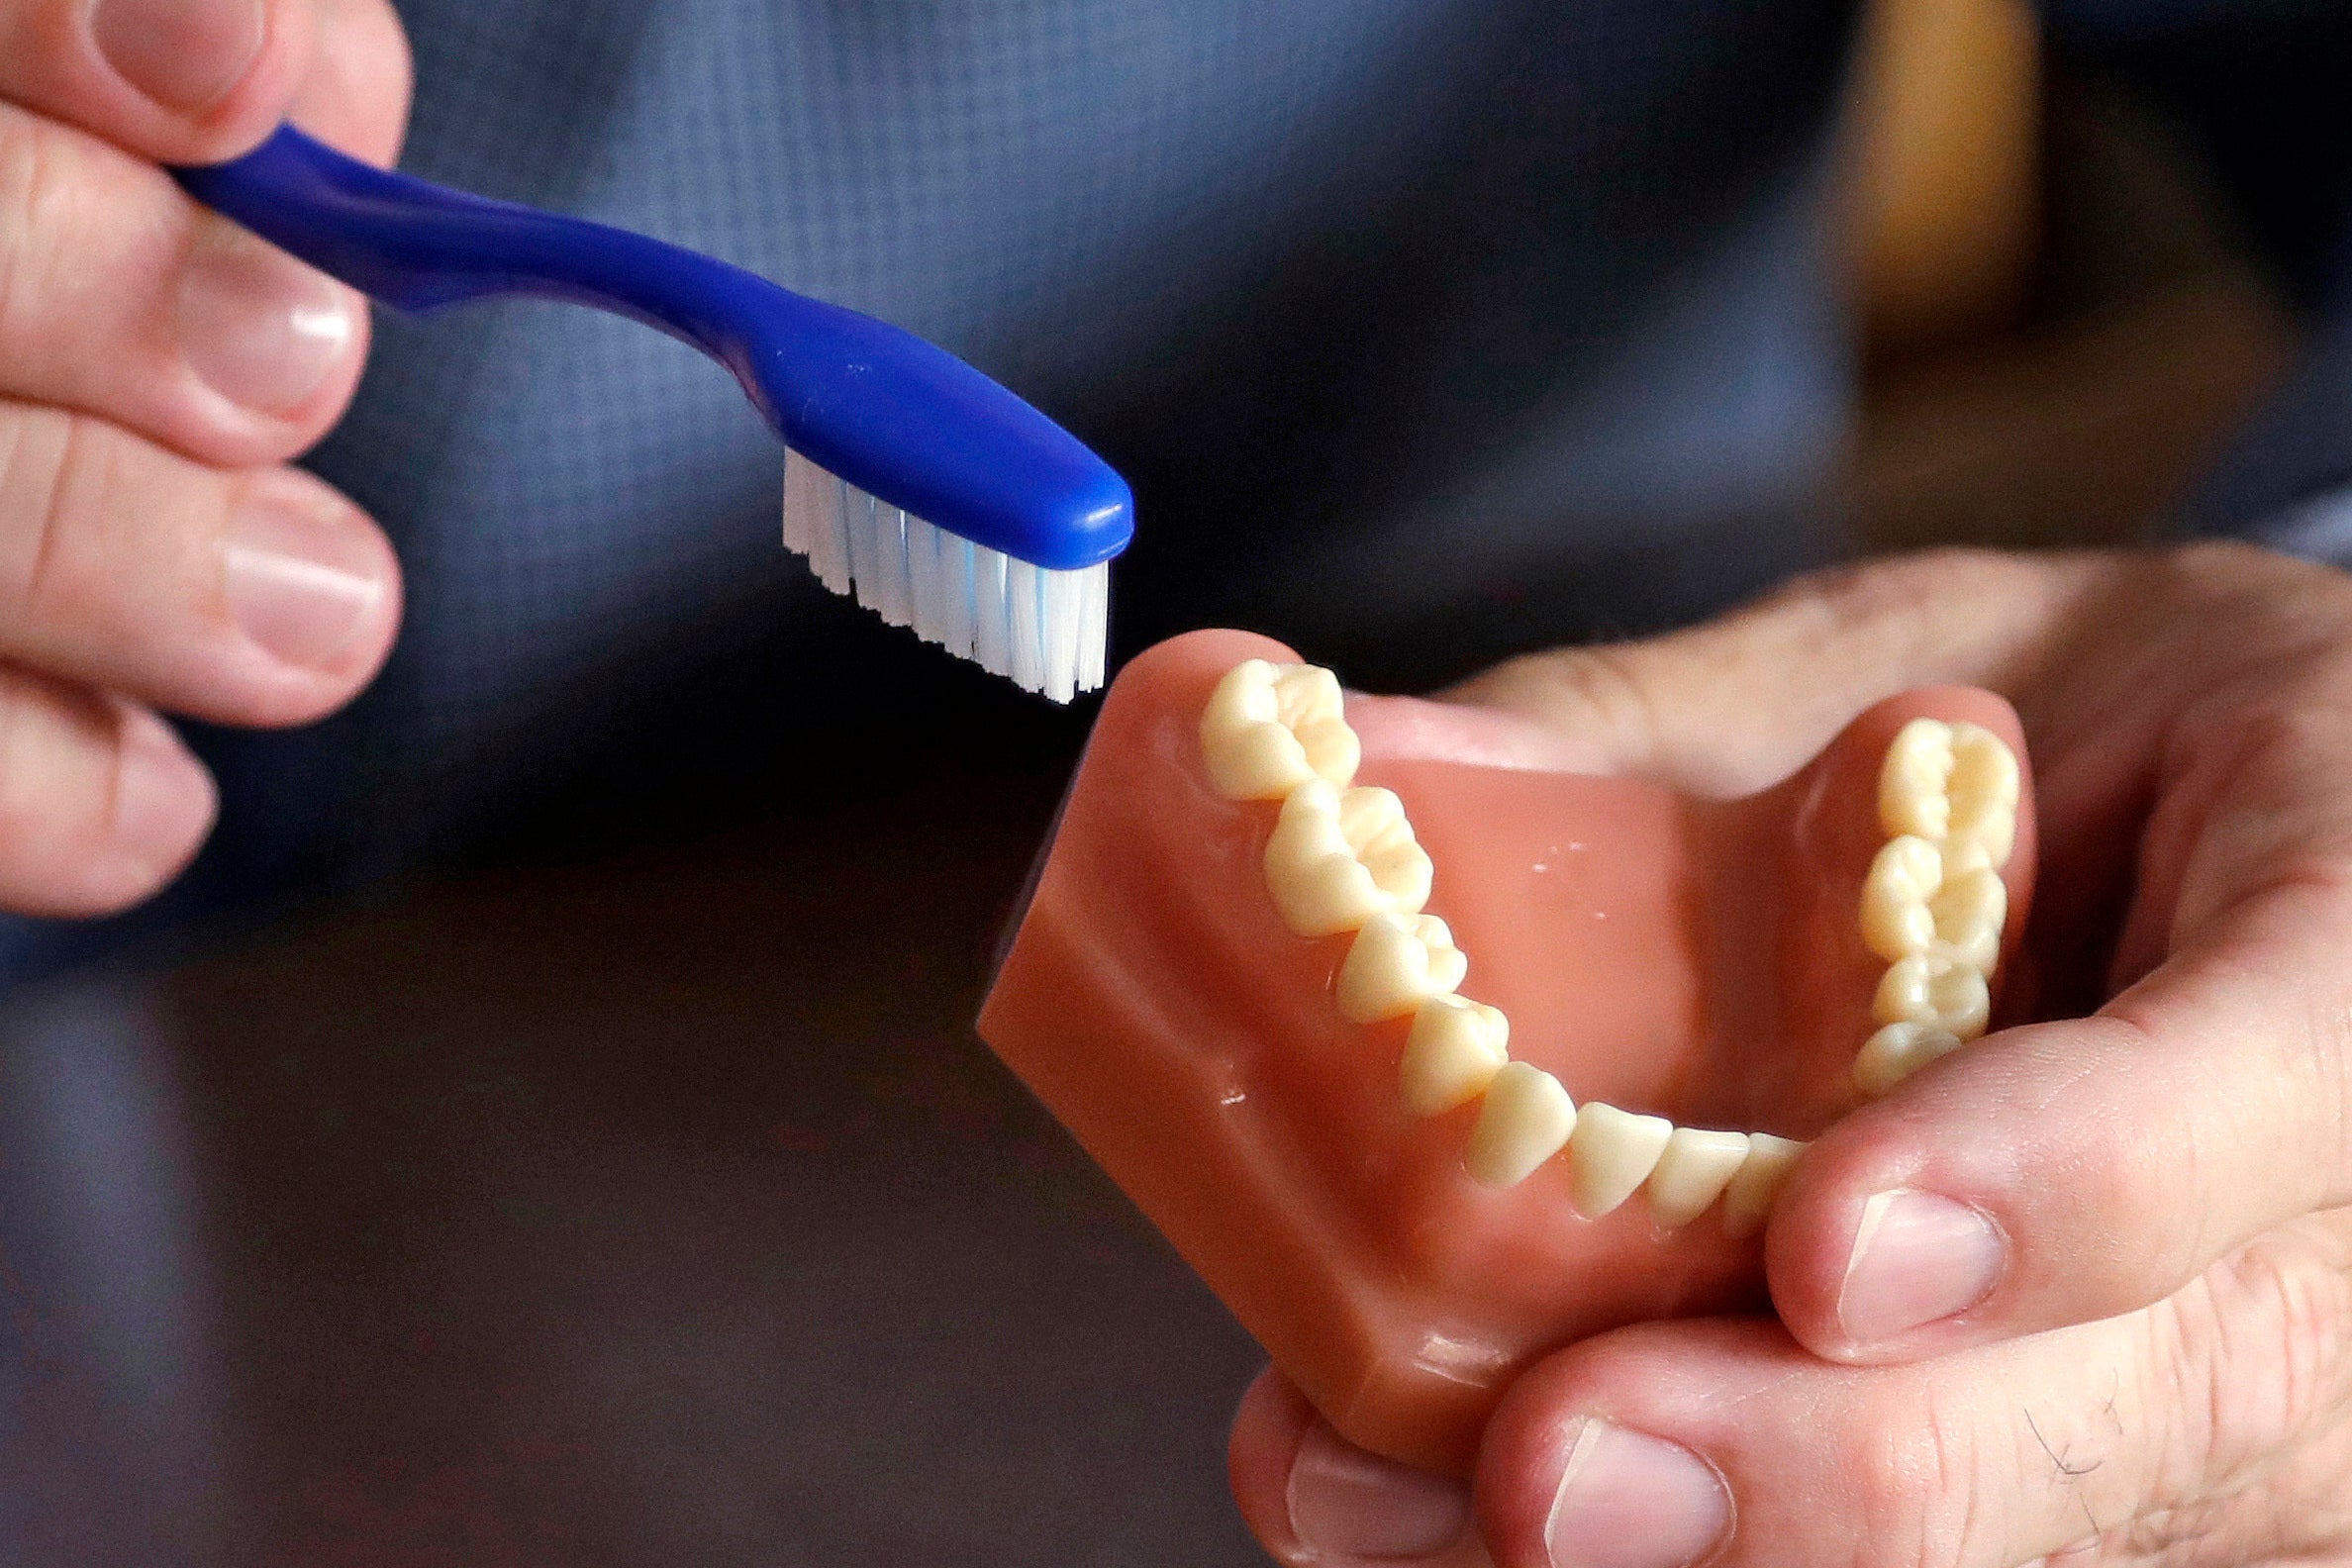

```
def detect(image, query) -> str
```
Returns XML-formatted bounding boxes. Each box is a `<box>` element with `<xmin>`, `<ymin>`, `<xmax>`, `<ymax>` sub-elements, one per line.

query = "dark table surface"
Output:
<box><xmin>2</xmin><ymin>756</ymin><xmax>1267</xmax><ymax>1567</ymax></box>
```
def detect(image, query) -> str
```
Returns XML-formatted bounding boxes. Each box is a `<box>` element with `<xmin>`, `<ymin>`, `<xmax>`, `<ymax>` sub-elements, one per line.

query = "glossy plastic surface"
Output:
<box><xmin>978</xmin><ymin>630</ymin><xmax>2037</xmax><ymax>1473</ymax></box>
<box><xmin>174</xmin><ymin>127</ymin><xmax>1132</xmax><ymax>570</ymax></box>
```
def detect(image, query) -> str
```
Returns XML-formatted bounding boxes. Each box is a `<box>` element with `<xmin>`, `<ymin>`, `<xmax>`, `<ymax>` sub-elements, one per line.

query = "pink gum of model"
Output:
<box><xmin>978</xmin><ymin>628</ymin><xmax>2037</xmax><ymax>1475</ymax></box>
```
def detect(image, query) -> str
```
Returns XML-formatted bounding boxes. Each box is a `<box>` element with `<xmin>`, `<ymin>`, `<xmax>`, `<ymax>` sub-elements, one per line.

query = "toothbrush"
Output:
<box><xmin>174</xmin><ymin>126</ymin><xmax>1131</xmax><ymax>702</ymax></box>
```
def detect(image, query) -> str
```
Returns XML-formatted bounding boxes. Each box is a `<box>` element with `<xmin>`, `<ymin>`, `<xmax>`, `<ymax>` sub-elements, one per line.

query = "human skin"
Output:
<box><xmin>0</xmin><ymin>0</ymin><xmax>409</xmax><ymax>914</ymax></box>
<box><xmin>1225</xmin><ymin>545</ymin><xmax>2352</xmax><ymax>1568</ymax></box>
<box><xmin>982</xmin><ymin>625</ymin><xmax>2035</xmax><ymax>1472</ymax></box>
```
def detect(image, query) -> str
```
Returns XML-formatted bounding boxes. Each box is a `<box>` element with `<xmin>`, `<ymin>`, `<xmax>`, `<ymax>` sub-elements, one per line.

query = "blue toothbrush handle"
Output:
<box><xmin>171</xmin><ymin>127</ymin><xmax>1132</xmax><ymax>570</ymax></box>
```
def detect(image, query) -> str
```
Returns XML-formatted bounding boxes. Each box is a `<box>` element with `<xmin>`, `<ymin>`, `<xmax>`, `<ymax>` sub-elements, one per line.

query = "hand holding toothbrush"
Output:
<box><xmin>0</xmin><ymin>0</ymin><xmax>407</xmax><ymax>915</ymax></box>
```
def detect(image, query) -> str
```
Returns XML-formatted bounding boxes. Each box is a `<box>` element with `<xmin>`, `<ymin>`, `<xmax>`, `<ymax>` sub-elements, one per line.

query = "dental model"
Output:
<box><xmin>979</xmin><ymin>630</ymin><xmax>2034</xmax><ymax>1475</ymax></box>
<box><xmin>1197</xmin><ymin>655</ymin><xmax>1867</xmax><ymax>1237</ymax></box>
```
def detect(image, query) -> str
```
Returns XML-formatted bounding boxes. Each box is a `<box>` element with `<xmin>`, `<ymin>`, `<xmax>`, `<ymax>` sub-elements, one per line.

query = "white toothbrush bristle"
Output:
<box><xmin>782</xmin><ymin>449</ymin><xmax>1110</xmax><ymax>701</ymax></box>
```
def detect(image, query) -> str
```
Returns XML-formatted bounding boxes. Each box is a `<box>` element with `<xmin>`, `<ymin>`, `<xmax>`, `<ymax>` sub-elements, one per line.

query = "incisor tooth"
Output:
<box><xmin>1860</xmin><ymin>834</ymin><xmax>1943</xmax><ymax>960</ymax></box>
<box><xmin>1879</xmin><ymin>719</ymin><xmax>1955</xmax><ymax>840</ymax></box>
<box><xmin>1567</xmin><ymin>1103</ymin><xmax>1674</xmax><ymax>1219</ymax></box>
<box><xmin>1263</xmin><ymin>781</ymin><xmax>1432</xmax><ymax>936</ymax></box>
<box><xmin>1872</xmin><ymin>951</ymin><xmax>1991</xmax><ymax>1038</ymax></box>
<box><xmin>1645</xmin><ymin>1127</ymin><xmax>1751</xmax><ymax>1230</ymax></box>
<box><xmin>1199</xmin><ymin>660</ymin><xmax>1361</xmax><ymax>800</ymax></box>
<box><xmin>1946</xmin><ymin>723</ymin><xmax>2018</xmax><ymax>870</ymax></box>
<box><xmin>1464</xmin><ymin>1062</ymin><xmax>1576</xmax><ymax>1188</ymax></box>
<box><xmin>1721</xmin><ymin>1133</ymin><xmax>1805</xmax><ymax>1239</ymax></box>
<box><xmin>1853</xmin><ymin>1021</ymin><xmax>1965</xmax><ymax>1098</ymax></box>
<box><xmin>1399</xmin><ymin>995</ymin><xmax>1510</xmax><ymax>1117</ymax></box>
<box><xmin>1927</xmin><ymin>866</ymin><xmax>2007</xmax><ymax>974</ymax></box>
<box><xmin>1336</xmin><ymin>913</ymin><xmax>1468</xmax><ymax>1024</ymax></box>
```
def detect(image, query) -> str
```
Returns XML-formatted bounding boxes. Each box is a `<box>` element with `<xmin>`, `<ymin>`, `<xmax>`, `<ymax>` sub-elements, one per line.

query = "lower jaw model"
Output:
<box><xmin>978</xmin><ymin>628</ymin><xmax>2036</xmax><ymax>1475</ymax></box>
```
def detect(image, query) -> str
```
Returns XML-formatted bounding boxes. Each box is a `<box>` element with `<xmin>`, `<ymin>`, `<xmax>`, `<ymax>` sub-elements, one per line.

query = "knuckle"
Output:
<box><xmin>0</xmin><ymin>105</ymin><xmax>81</xmax><ymax>354</ymax></box>
<box><xmin>1844</xmin><ymin>1395</ymin><xmax>2003</xmax><ymax>1568</ymax></box>
<box><xmin>0</xmin><ymin>404</ymin><xmax>95</xmax><ymax>630</ymax></box>
<box><xmin>2157</xmin><ymin>1225</ymin><xmax>2352</xmax><ymax>1493</ymax></box>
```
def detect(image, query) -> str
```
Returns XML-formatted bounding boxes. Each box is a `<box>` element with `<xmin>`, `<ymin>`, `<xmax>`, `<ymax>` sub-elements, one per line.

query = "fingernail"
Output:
<box><xmin>92</xmin><ymin>0</ymin><xmax>265</xmax><ymax>113</ymax></box>
<box><xmin>112</xmin><ymin>710</ymin><xmax>214</xmax><ymax>875</ymax></box>
<box><xmin>180</xmin><ymin>224</ymin><xmax>354</xmax><ymax>416</ymax></box>
<box><xmin>1545</xmin><ymin>1420</ymin><xmax>1728</xmax><ymax>1568</ymax></box>
<box><xmin>1836</xmin><ymin>1188</ymin><xmax>2006</xmax><ymax>1344</ymax></box>
<box><xmin>1286</xmin><ymin>1421</ymin><xmax>1469</xmax><ymax>1561</ymax></box>
<box><xmin>225</xmin><ymin>497</ymin><xmax>389</xmax><ymax>671</ymax></box>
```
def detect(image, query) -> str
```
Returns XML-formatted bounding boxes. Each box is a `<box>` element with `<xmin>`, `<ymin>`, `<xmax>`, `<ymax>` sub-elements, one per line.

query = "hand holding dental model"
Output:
<box><xmin>987</xmin><ymin>543</ymin><xmax>2352</xmax><ymax>1567</ymax></box>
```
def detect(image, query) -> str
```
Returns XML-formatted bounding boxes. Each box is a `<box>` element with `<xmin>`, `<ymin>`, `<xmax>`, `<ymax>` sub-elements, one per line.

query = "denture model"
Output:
<box><xmin>977</xmin><ymin>629</ymin><xmax>2035</xmax><ymax>1475</ymax></box>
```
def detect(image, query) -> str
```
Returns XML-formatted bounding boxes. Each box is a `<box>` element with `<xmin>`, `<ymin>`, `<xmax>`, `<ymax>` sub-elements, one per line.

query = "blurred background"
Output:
<box><xmin>3</xmin><ymin>1</ymin><xmax>2346</xmax><ymax>1561</ymax></box>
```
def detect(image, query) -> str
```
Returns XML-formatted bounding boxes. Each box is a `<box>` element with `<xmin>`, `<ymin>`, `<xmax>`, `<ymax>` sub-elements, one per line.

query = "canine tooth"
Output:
<box><xmin>1567</xmin><ymin>1103</ymin><xmax>1674</xmax><ymax>1220</ymax></box>
<box><xmin>1336</xmin><ymin>913</ymin><xmax>1468</xmax><ymax>1024</ymax></box>
<box><xmin>1860</xmin><ymin>834</ymin><xmax>1943</xmax><ymax>960</ymax></box>
<box><xmin>1464</xmin><ymin>1062</ymin><xmax>1576</xmax><ymax>1189</ymax></box>
<box><xmin>1946</xmin><ymin>724</ymin><xmax>2019</xmax><ymax>870</ymax></box>
<box><xmin>1927</xmin><ymin>866</ymin><xmax>2007</xmax><ymax>974</ymax></box>
<box><xmin>1199</xmin><ymin>660</ymin><xmax>1361</xmax><ymax>800</ymax></box>
<box><xmin>1721</xmin><ymin>1133</ymin><xmax>1805</xmax><ymax>1239</ymax></box>
<box><xmin>1853</xmin><ymin>1021</ymin><xmax>1966</xmax><ymax>1098</ymax></box>
<box><xmin>1872</xmin><ymin>952</ymin><xmax>1991</xmax><ymax>1039</ymax></box>
<box><xmin>1263</xmin><ymin>781</ymin><xmax>1430</xmax><ymax>936</ymax></box>
<box><xmin>1399</xmin><ymin>995</ymin><xmax>1510</xmax><ymax>1117</ymax></box>
<box><xmin>1879</xmin><ymin>719</ymin><xmax>1955</xmax><ymax>841</ymax></box>
<box><xmin>1645</xmin><ymin>1128</ymin><xmax>1751</xmax><ymax>1230</ymax></box>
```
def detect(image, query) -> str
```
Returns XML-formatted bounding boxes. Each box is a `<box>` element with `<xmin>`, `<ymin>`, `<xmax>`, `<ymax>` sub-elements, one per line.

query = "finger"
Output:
<box><xmin>1229</xmin><ymin>1366</ymin><xmax>1492</xmax><ymax>1568</ymax></box>
<box><xmin>1769</xmin><ymin>670</ymin><xmax>2352</xmax><ymax>1361</ymax></box>
<box><xmin>0</xmin><ymin>401</ymin><xmax>400</xmax><ymax>725</ymax></box>
<box><xmin>0</xmin><ymin>668</ymin><xmax>213</xmax><ymax>916</ymax></box>
<box><xmin>1477</xmin><ymin>1225</ymin><xmax>2352</xmax><ymax>1568</ymax></box>
<box><xmin>1442</xmin><ymin>548</ymin><xmax>2109</xmax><ymax>793</ymax></box>
<box><xmin>284</xmin><ymin>0</ymin><xmax>410</xmax><ymax>166</ymax></box>
<box><xmin>0</xmin><ymin>100</ymin><xmax>367</xmax><ymax>464</ymax></box>
<box><xmin>0</xmin><ymin>0</ymin><xmax>317</xmax><ymax>164</ymax></box>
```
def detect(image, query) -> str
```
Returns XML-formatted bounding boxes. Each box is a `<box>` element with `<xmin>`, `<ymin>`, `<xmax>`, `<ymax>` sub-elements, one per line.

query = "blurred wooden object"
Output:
<box><xmin>1845</xmin><ymin>0</ymin><xmax>2298</xmax><ymax>550</ymax></box>
<box><xmin>1848</xmin><ymin>0</ymin><xmax>2042</xmax><ymax>355</ymax></box>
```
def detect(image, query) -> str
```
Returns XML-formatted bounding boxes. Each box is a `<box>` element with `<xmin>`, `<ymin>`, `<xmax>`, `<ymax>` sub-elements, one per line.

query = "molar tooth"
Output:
<box><xmin>1263</xmin><ymin>781</ymin><xmax>1430</xmax><ymax>936</ymax></box>
<box><xmin>1853</xmin><ymin>1021</ymin><xmax>1966</xmax><ymax>1098</ymax></box>
<box><xmin>1879</xmin><ymin>719</ymin><xmax>1955</xmax><ymax>841</ymax></box>
<box><xmin>1199</xmin><ymin>660</ymin><xmax>1360</xmax><ymax>800</ymax></box>
<box><xmin>1721</xmin><ymin>1133</ymin><xmax>1805</xmax><ymax>1239</ymax></box>
<box><xmin>1336</xmin><ymin>913</ymin><xmax>1468</xmax><ymax>1024</ymax></box>
<box><xmin>1464</xmin><ymin>1062</ymin><xmax>1576</xmax><ymax>1189</ymax></box>
<box><xmin>1860</xmin><ymin>834</ymin><xmax>1944</xmax><ymax>960</ymax></box>
<box><xmin>1645</xmin><ymin>1127</ymin><xmax>1751</xmax><ymax>1231</ymax></box>
<box><xmin>1872</xmin><ymin>951</ymin><xmax>1991</xmax><ymax>1039</ymax></box>
<box><xmin>1567</xmin><ymin>1103</ymin><xmax>1674</xmax><ymax>1220</ymax></box>
<box><xmin>1927</xmin><ymin>866</ymin><xmax>2007</xmax><ymax>975</ymax></box>
<box><xmin>1945</xmin><ymin>723</ymin><xmax>2019</xmax><ymax>870</ymax></box>
<box><xmin>1399</xmin><ymin>995</ymin><xmax>1510</xmax><ymax>1117</ymax></box>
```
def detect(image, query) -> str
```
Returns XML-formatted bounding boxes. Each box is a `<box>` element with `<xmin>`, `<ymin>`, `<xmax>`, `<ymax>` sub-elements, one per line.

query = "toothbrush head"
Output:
<box><xmin>782</xmin><ymin>448</ymin><xmax>1111</xmax><ymax>703</ymax></box>
<box><xmin>740</xmin><ymin>294</ymin><xmax>1131</xmax><ymax>703</ymax></box>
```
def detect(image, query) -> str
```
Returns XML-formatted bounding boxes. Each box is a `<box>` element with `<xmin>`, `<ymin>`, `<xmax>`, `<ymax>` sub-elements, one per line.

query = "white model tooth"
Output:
<box><xmin>1567</xmin><ymin>1103</ymin><xmax>1675</xmax><ymax>1220</ymax></box>
<box><xmin>1264</xmin><ymin>781</ymin><xmax>1428</xmax><ymax>936</ymax></box>
<box><xmin>1464</xmin><ymin>1062</ymin><xmax>1576</xmax><ymax>1189</ymax></box>
<box><xmin>1872</xmin><ymin>951</ymin><xmax>1991</xmax><ymax>1039</ymax></box>
<box><xmin>1927</xmin><ymin>866</ymin><xmax>2007</xmax><ymax>974</ymax></box>
<box><xmin>1199</xmin><ymin>660</ymin><xmax>1361</xmax><ymax>800</ymax></box>
<box><xmin>1860</xmin><ymin>834</ymin><xmax>1943</xmax><ymax>961</ymax></box>
<box><xmin>1853</xmin><ymin>1021</ymin><xmax>1966</xmax><ymax>1098</ymax></box>
<box><xmin>1644</xmin><ymin>1127</ymin><xmax>1751</xmax><ymax>1230</ymax></box>
<box><xmin>1338</xmin><ymin>787</ymin><xmax>1434</xmax><ymax>915</ymax></box>
<box><xmin>1721</xmin><ymin>1133</ymin><xmax>1805</xmax><ymax>1239</ymax></box>
<box><xmin>1336</xmin><ymin>913</ymin><xmax>1468</xmax><ymax>1024</ymax></box>
<box><xmin>1946</xmin><ymin>723</ymin><xmax>2019</xmax><ymax>870</ymax></box>
<box><xmin>1879</xmin><ymin>718</ymin><xmax>1955</xmax><ymax>841</ymax></box>
<box><xmin>1399</xmin><ymin>995</ymin><xmax>1510</xmax><ymax>1117</ymax></box>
